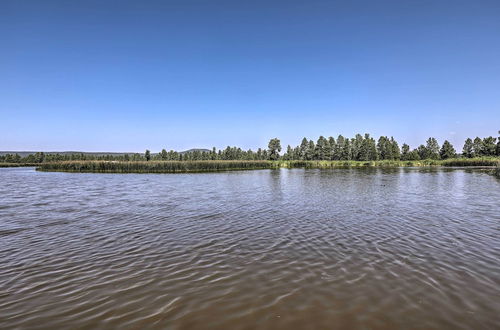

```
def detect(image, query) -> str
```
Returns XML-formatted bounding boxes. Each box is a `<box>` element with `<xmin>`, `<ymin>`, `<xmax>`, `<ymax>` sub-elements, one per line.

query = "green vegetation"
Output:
<box><xmin>34</xmin><ymin>158</ymin><xmax>500</xmax><ymax>173</ymax></box>
<box><xmin>279</xmin><ymin>160</ymin><xmax>436</xmax><ymax>168</ymax></box>
<box><xmin>281</xmin><ymin>158</ymin><xmax>499</xmax><ymax>168</ymax></box>
<box><xmin>440</xmin><ymin>158</ymin><xmax>500</xmax><ymax>167</ymax></box>
<box><xmin>37</xmin><ymin>160</ymin><xmax>277</xmax><ymax>173</ymax></box>
<box><xmin>2</xmin><ymin>131</ymin><xmax>499</xmax><ymax>169</ymax></box>
<box><xmin>494</xmin><ymin>166</ymin><xmax>500</xmax><ymax>179</ymax></box>
<box><xmin>0</xmin><ymin>163</ymin><xmax>39</xmax><ymax>167</ymax></box>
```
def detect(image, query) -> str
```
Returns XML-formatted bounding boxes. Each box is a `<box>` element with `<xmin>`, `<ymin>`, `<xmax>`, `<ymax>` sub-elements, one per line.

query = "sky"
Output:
<box><xmin>1</xmin><ymin>0</ymin><xmax>499</xmax><ymax>152</ymax></box>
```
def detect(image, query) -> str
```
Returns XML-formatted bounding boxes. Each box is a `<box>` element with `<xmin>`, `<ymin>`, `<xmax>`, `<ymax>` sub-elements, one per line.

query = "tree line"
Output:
<box><xmin>279</xmin><ymin>133</ymin><xmax>500</xmax><ymax>161</ymax></box>
<box><xmin>1</xmin><ymin>132</ymin><xmax>499</xmax><ymax>163</ymax></box>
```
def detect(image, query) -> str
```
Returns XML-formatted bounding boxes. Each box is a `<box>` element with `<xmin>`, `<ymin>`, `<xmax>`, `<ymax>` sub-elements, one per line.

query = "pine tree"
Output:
<box><xmin>439</xmin><ymin>140</ymin><xmax>456</xmax><ymax>159</ymax></box>
<box><xmin>497</xmin><ymin>131</ymin><xmax>500</xmax><ymax>156</ymax></box>
<box><xmin>328</xmin><ymin>137</ymin><xmax>336</xmax><ymax>160</ymax></box>
<box><xmin>335</xmin><ymin>135</ymin><xmax>345</xmax><ymax>160</ymax></box>
<box><xmin>401</xmin><ymin>143</ymin><xmax>410</xmax><ymax>160</ymax></box>
<box><xmin>268</xmin><ymin>138</ymin><xmax>282</xmax><ymax>160</ymax></box>
<box><xmin>299</xmin><ymin>138</ymin><xmax>308</xmax><ymax>160</ymax></box>
<box><xmin>472</xmin><ymin>137</ymin><xmax>483</xmax><ymax>156</ymax></box>
<box><xmin>377</xmin><ymin>136</ymin><xmax>389</xmax><ymax>160</ymax></box>
<box><xmin>426</xmin><ymin>138</ymin><xmax>440</xmax><ymax>159</ymax></box>
<box><xmin>363</xmin><ymin>134</ymin><xmax>378</xmax><ymax>161</ymax></box>
<box><xmin>462</xmin><ymin>138</ymin><xmax>474</xmax><ymax>158</ymax></box>
<box><xmin>306</xmin><ymin>140</ymin><xmax>315</xmax><ymax>160</ymax></box>
<box><xmin>315</xmin><ymin>136</ymin><xmax>328</xmax><ymax>160</ymax></box>
<box><xmin>284</xmin><ymin>145</ymin><xmax>293</xmax><ymax>160</ymax></box>
<box><xmin>390</xmin><ymin>137</ymin><xmax>400</xmax><ymax>160</ymax></box>
<box><xmin>352</xmin><ymin>134</ymin><xmax>364</xmax><ymax>161</ymax></box>
<box><xmin>341</xmin><ymin>138</ymin><xmax>351</xmax><ymax>160</ymax></box>
<box><xmin>482</xmin><ymin>136</ymin><xmax>497</xmax><ymax>156</ymax></box>
<box><xmin>417</xmin><ymin>145</ymin><xmax>428</xmax><ymax>159</ymax></box>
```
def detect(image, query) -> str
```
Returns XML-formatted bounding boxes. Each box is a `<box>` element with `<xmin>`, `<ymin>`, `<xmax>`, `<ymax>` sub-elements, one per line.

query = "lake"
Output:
<box><xmin>1</xmin><ymin>167</ymin><xmax>499</xmax><ymax>329</ymax></box>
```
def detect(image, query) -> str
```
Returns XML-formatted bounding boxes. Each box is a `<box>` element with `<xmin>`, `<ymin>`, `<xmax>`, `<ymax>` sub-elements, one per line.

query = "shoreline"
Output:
<box><xmin>11</xmin><ymin>158</ymin><xmax>498</xmax><ymax>173</ymax></box>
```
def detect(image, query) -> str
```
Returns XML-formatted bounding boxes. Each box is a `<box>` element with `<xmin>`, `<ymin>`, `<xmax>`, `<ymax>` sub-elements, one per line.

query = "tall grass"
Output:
<box><xmin>281</xmin><ymin>158</ymin><xmax>499</xmax><ymax>168</ymax></box>
<box><xmin>440</xmin><ymin>158</ymin><xmax>500</xmax><ymax>167</ymax></box>
<box><xmin>0</xmin><ymin>163</ymin><xmax>39</xmax><ymax>167</ymax></box>
<box><xmin>37</xmin><ymin>160</ymin><xmax>277</xmax><ymax>173</ymax></box>
<box><xmin>34</xmin><ymin>158</ymin><xmax>500</xmax><ymax>173</ymax></box>
<box><xmin>280</xmin><ymin>159</ymin><xmax>443</xmax><ymax>168</ymax></box>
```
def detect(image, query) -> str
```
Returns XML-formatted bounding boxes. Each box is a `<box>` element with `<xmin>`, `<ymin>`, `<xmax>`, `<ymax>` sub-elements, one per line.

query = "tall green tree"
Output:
<box><xmin>351</xmin><ymin>134</ymin><xmax>364</xmax><ymax>161</ymax></box>
<box><xmin>401</xmin><ymin>143</ymin><xmax>410</xmax><ymax>160</ymax></box>
<box><xmin>417</xmin><ymin>145</ymin><xmax>428</xmax><ymax>160</ymax></box>
<box><xmin>315</xmin><ymin>136</ymin><xmax>328</xmax><ymax>160</ymax></box>
<box><xmin>462</xmin><ymin>138</ymin><xmax>474</xmax><ymax>158</ymax></box>
<box><xmin>160</xmin><ymin>149</ymin><xmax>168</xmax><ymax>160</ymax></box>
<box><xmin>363</xmin><ymin>134</ymin><xmax>378</xmax><ymax>161</ymax></box>
<box><xmin>335</xmin><ymin>135</ymin><xmax>346</xmax><ymax>160</ymax></box>
<box><xmin>299</xmin><ymin>138</ymin><xmax>309</xmax><ymax>160</ymax></box>
<box><xmin>268</xmin><ymin>138</ymin><xmax>282</xmax><ymax>160</ymax></box>
<box><xmin>472</xmin><ymin>137</ymin><xmax>483</xmax><ymax>156</ymax></box>
<box><xmin>390</xmin><ymin>137</ymin><xmax>400</xmax><ymax>160</ymax></box>
<box><xmin>145</xmin><ymin>150</ymin><xmax>151</xmax><ymax>161</ymax></box>
<box><xmin>306</xmin><ymin>140</ymin><xmax>315</xmax><ymax>160</ymax></box>
<box><xmin>497</xmin><ymin>131</ymin><xmax>500</xmax><ymax>156</ymax></box>
<box><xmin>408</xmin><ymin>149</ymin><xmax>421</xmax><ymax>160</ymax></box>
<box><xmin>328</xmin><ymin>136</ymin><xmax>336</xmax><ymax>160</ymax></box>
<box><xmin>439</xmin><ymin>140</ymin><xmax>456</xmax><ymax>159</ymax></box>
<box><xmin>425</xmin><ymin>137</ymin><xmax>440</xmax><ymax>159</ymax></box>
<box><xmin>482</xmin><ymin>136</ymin><xmax>497</xmax><ymax>156</ymax></box>
<box><xmin>377</xmin><ymin>136</ymin><xmax>398</xmax><ymax>160</ymax></box>
<box><xmin>284</xmin><ymin>145</ymin><xmax>293</xmax><ymax>160</ymax></box>
<box><xmin>341</xmin><ymin>138</ymin><xmax>351</xmax><ymax>160</ymax></box>
<box><xmin>377</xmin><ymin>136</ymin><xmax>390</xmax><ymax>159</ymax></box>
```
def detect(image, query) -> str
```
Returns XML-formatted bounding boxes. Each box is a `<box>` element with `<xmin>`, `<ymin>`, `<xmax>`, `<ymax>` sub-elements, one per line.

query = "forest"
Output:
<box><xmin>1</xmin><ymin>133</ymin><xmax>499</xmax><ymax>164</ymax></box>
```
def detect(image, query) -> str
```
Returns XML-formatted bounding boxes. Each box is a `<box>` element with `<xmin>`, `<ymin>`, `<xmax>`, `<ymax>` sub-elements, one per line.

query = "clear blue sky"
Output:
<box><xmin>1</xmin><ymin>0</ymin><xmax>499</xmax><ymax>152</ymax></box>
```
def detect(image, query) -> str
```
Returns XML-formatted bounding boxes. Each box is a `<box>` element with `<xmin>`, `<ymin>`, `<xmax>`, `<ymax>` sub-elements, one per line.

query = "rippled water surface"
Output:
<box><xmin>1</xmin><ymin>167</ymin><xmax>499</xmax><ymax>329</ymax></box>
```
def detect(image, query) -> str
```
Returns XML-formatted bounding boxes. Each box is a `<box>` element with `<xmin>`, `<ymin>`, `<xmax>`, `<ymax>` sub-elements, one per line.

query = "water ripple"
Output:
<box><xmin>0</xmin><ymin>167</ymin><xmax>499</xmax><ymax>329</ymax></box>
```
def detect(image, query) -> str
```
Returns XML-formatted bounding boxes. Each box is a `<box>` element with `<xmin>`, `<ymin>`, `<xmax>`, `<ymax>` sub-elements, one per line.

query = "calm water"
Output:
<box><xmin>1</xmin><ymin>167</ymin><xmax>499</xmax><ymax>329</ymax></box>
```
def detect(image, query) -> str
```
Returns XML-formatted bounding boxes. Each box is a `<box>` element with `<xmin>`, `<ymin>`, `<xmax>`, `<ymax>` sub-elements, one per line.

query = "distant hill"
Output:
<box><xmin>0</xmin><ymin>149</ymin><xmax>212</xmax><ymax>157</ymax></box>
<box><xmin>180</xmin><ymin>149</ymin><xmax>211</xmax><ymax>154</ymax></box>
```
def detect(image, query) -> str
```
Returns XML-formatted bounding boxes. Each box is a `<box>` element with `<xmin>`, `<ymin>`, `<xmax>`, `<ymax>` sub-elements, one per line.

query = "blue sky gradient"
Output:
<box><xmin>1</xmin><ymin>0</ymin><xmax>499</xmax><ymax>152</ymax></box>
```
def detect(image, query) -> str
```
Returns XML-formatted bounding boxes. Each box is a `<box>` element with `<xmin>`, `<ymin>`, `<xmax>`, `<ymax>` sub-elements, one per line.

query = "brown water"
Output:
<box><xmin>1</xmin><ymin>167</ymin><xmax>499</xmax><ymax>329</ymax></box>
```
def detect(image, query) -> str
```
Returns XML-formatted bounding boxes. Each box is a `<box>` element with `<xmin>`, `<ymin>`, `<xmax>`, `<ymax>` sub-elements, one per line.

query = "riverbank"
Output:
<box><xmin>36</xmin><ymin>160</ymin><xmax>277</xmax><ymax>173</ymax></box>
<box><xmin>0</xmin><ymin>163</ymin><xmax>40</xmax><ymax>168</ymax></box>
<box><xmin>494</xmin><ymin>165</ymin><xmax>500</xmax><ymax>178</ymax></box>
<box><xmin>280</xmin><ymin>158</ymin><xmax>499</xmax><ymax>168</ymax></box>
<box><xmin>30</xmin><ymin>158</ymin><xmax>500</xmax><ymax>173</ymax></box>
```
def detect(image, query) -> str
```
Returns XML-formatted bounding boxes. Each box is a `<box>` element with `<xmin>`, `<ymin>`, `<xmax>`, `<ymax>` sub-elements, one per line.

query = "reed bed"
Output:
<box><xmin>281</xmin><ymin>158</ymin><xmax>499</xmax><ymax>168</ymax></box>
<box><xmin>0</xmin><ymin>163</ymin><xmax>40</xmax><ymax>167</ymax></box>
<box><xmin>37</xmin><ymin>160</ymin><xmax>277</xmax><ymax>173</ymax></box>
<box><xmin>33</xmin><ymin>158</ymin><xmax>500</xmax><ymax>173</ymax></box>
<box><xmin>279</xmin><ymin>159</ymin><xmax>442</xmax><ymax>168</ymax></box>
<box><xmin>440</xmin><ymin>158</ymin><xmax>500</xmax><ymax>167</ymax></box>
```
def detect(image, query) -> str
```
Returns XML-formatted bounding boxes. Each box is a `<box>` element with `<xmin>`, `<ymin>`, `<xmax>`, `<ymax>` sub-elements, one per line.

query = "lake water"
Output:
<box><xmin>1</xmin><ymin>167</ymin><xmax>499</xmax><ymax>329</ymax></box>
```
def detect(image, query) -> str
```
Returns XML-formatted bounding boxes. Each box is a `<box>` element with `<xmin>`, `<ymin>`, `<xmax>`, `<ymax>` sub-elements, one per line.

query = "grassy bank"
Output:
<box><xmin>440</xmin><ymin>158</ymin><xmax>500</xmax><ymax>167</ymax></box>
<box><xmin>32</xmin><ymin>158</ymin><xmax>500</xmax><ymax>173</ymax></box>
<box><xmin>279</xmin><ymin>159</ymin><xmax>439</xmax><ymax>168</ymax></box>
<box><xmin>36</xmin><ymin>160</ymin><xmax>277</xmax><ymax>173</ymax></box>
<box><xmin>0</xmin><ymin>163</ymin><xmax>40</xmax><ymax>167</ymax></box>
<box><xmin>279</xmin><ymin>158</ymin><xmax>500</xmax><ymax>168</ymax></box>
